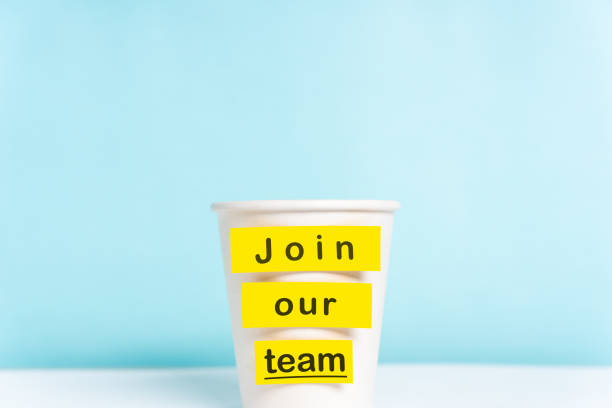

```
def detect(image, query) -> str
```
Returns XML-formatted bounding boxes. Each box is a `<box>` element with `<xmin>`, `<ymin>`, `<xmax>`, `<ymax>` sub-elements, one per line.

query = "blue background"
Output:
<box><xmin>1</xmin><ymin>1</ymin><xmax>611</xmax><ymax>368</ymax></box>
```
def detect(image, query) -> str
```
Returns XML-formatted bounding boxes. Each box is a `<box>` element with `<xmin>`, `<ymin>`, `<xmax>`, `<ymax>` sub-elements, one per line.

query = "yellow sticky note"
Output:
<box><xmin>254</xmin><ymin>340</ymin><xmax>353</xmax><ymax>384</ymax></box>
<box><xmin>242</xmin><ymin>282</ymin><xmax>372</xmax><ymax>328</ymax></box>
<box><xmin>230</xmin><ymin>226</ymin><xmax>380</xmax><ymax>273</ymax></box>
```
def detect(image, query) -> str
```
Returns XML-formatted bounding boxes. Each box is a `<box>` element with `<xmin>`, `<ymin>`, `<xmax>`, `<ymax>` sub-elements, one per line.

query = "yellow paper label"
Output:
<box><xmin>230</xmin><ymin>226</ymin><xmax>380</xmax><ymax>273</ymax></box>
<box><xmin>242</xmin><ymin>282</ymin><xmax>372</xmax><ymax>328</ymax></box>
<box><xmin>254</xmin><ymin>340</ymin><xmax>353</xmax><ymax>384</ymax></box>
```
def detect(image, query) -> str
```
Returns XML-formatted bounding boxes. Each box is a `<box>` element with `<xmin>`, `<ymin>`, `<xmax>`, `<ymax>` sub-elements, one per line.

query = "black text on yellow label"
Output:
<box><xmin>242</xmin><ymin>282</ymin><xmax>372</xmax><ymax>328</ymax></box>
<box><xmin>230</xmin><ymin>226</ymin><xmax>380</xmax><ymax>273</ymax></box>
<box><xmin>254</xmin><ymin>340</ymin><xmax>353</xmax><ymax>384</ymax></box>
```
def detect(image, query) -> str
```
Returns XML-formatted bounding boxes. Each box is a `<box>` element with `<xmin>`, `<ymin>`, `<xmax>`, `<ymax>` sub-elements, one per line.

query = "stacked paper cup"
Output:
<box><xmin>212</xmin><ymin>200</ymin><xmax>399</xmax><ymax>408</ymax></box>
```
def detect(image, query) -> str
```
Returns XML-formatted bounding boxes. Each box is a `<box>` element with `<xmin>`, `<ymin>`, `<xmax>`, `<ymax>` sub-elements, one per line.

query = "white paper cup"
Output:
<box><xmin>212</xmin><ymin>200</ymin><xmax>399</xmax><ymax>408</ymax></box>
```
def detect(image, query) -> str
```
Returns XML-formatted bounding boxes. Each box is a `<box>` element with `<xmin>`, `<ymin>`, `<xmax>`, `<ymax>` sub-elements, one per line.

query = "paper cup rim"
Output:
<box><xmin>211</xmin><ymin>200</ymin><xmax>400</xmax><ymax>213</ymax></box>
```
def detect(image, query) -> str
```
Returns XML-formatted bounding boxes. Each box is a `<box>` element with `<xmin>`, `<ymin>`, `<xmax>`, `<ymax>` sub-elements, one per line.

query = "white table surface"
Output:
<box><xmin>1</xmin><ymin>364</ymin><xmax>611</xmax><ymax>407</ymax></box>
